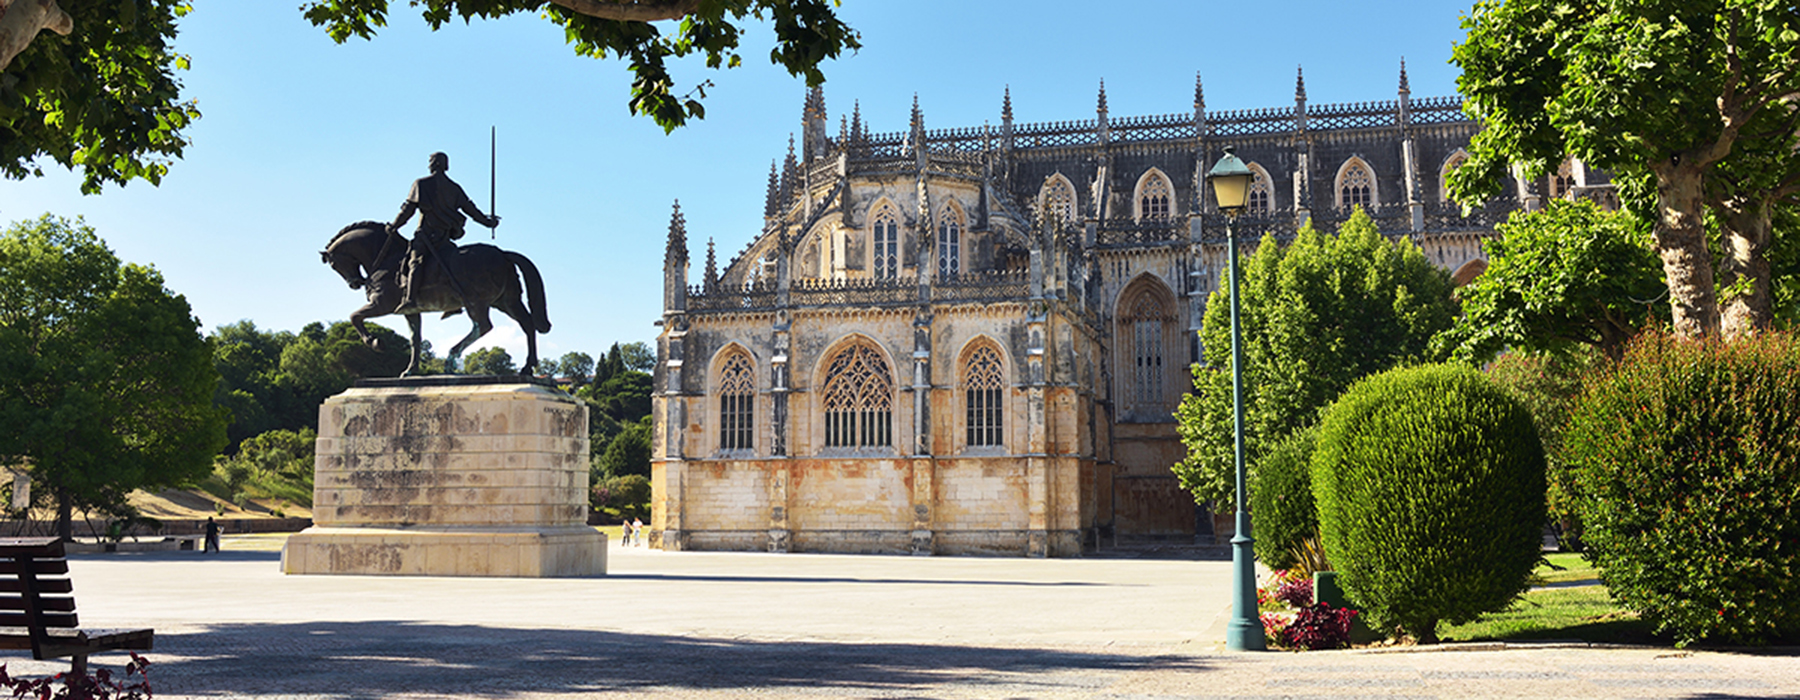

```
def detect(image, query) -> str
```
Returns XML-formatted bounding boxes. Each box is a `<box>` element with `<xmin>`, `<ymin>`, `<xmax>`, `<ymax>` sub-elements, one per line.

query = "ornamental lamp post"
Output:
<box><xmin>1207</xmin><ymin>145</ymin><xmax>1265</xmax><ymax>652</ymax></box>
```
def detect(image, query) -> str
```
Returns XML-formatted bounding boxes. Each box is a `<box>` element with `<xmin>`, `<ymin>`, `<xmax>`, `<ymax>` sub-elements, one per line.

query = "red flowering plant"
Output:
<box><xmin>0</xmin><ymin>654</ymin><xmax>151</xmax><ymax>699</ymax></box>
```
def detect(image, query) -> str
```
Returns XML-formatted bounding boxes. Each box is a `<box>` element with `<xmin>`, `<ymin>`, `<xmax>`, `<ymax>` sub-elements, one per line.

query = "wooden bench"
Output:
<box><xmin>0</xmin><ymin>538</ymin><xmax>152</xmax><ymax>675</ymax></box>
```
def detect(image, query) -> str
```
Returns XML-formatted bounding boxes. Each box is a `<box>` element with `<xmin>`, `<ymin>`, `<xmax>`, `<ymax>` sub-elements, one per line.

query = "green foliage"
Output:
<box><xmin>299</xmin><ymin>0</ymin><xmax>860</xmax><ymax>132</ymax></box>
<box><xmin>597</xmin><ymin>416</ymin><xmax>653</xmax><ymax>480</ymax></box>
<box><xmin>211</xmin><ymin>319</ymin><xmax>414</xmax><ymax>450</ymax></box>
<box><xmin>1561</xmin><ymin>332</ymin><xmax>1800</xmax><ymax>646</ymax></box>
<box><xmin>461</xmin><ymin>346</ymin><xmax>516</xmax><ymax>376</ymax></box>
<box><xmin>1175</xmin><ymin>209</ymin><xmax>1458</xmax><ymax>507</ymax></box>
<box><xmin>591</xmin><ymin>473</ymin><xmax>651</xmax><ymax>521</ymax></box>
<box><xmin>1436</xmin><ymin>200</ymin><xmax>1666</xmax><ymax>363</ymax></box>
<box><xmin>1248</xmin><ymin>427</ymin><xmax>1318</xmax><ymax>571</ymax></box>
<box><xmin>1484</xmin><ymin>350</ymin><xmax>1597</xmax><ymax>545</ymax></box>
<box><xmin>617</xmin><ymin>341</ymin><xmax>655</xmax><ymax>372</ymax></box>
<box><xmin>0</xmin><ymin>215</ymin><xmax>227</xmax><ymax>537</ymax></box>
<box><xmin>555</xmin><ymin>351</ymin><xmax>595</xmax><ymax>387</ymax></box>
<box><xmin>206</xmin><ymin>428</ymin><xmax>316</xmax><ymax>507</ymax></box>
<box><xmin>1</xmin><ymin>2</ymin><xmax>200</xmax><ymax>193</ymax></box>
<box><xmin>1312</xmin><ymin>363</ymin><xmax>1547</xmax><ymax>643</ymax></box>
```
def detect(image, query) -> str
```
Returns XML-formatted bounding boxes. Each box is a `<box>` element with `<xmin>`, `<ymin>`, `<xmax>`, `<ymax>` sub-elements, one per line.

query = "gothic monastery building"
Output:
<box><xmin>651</xmin><ymin>66</ymin><xmax>1610</xmax><ymax>556</ymax></box>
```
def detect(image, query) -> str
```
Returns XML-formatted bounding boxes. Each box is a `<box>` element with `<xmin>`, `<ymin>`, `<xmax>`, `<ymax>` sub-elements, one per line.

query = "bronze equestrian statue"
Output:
<box><xmin>320</xmin><ymin>153</ymin><xmax>549</xmax><ymax>376</ymax></box>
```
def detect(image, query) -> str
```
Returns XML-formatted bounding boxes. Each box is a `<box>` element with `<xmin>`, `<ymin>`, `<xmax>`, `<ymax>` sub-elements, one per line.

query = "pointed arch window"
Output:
<box><xmin>1129</xmin><ymin>292</ymin><xmax>1167</xmax><ymax>408</ymax></box>
<box><xmin>1339</xmin><ymin>159</ymin><xmax>1374</xmax><ymax>210</ymax></box>
<box><xmin>964</xmin><ymin>344</ymin><xmax>1004</xmax><ymax>447</ymax></box>
<box><xmin>1138</xmin><ymin>172</ymin><xmax>1172</xmax><ymax>221</ymax></box>
<box><xmin>1040</xmin><ymin>175</ymin><xmax>1077</xmax><ymax>227</ymax></box>
<box><xmin>1549</xmin><ymin>159</ymin><xmax>1576</xmax><ymax>200</ymax></box>
<box><xmin>872</xmin><ymin>207</ymin><xmax>899</xmax><ymax>280</ymax></box>
<box><xmin>823</xmin><ymin>344</ymin><xmax>892</xmax><ymax>448</ymax></box>
<box><xmin>718</xmin><ymin>351</ymin><xmax>755</xmax><ymax>451</ymax></box>
<box><xmin>937</xmin><ymin>203</ymin><xmax>963</xmax><ymax>277</ymax></box>
<box><xmin>1247</xmin><ymin>163</ymin><xmax>1274</xmax><ymax>213</ymax></box>
<box><xmin>1439</xmin><ymin>152</ymin><xmax>1469</xmax><ymax>203</ymax></box>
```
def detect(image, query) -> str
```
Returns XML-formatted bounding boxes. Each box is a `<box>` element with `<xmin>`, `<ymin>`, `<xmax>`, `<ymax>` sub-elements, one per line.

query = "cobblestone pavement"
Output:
<box><xmin>10</xmin><ymin>541</ymin><xmax>1793</xmax><ymax>699</ymax></box>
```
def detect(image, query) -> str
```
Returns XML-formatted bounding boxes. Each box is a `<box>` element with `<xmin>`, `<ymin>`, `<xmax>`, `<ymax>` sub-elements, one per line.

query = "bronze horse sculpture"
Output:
<box><xmin>321</xmin><ymin>221</ymin><xmax>549</xmax><ymax>376</ymax></box>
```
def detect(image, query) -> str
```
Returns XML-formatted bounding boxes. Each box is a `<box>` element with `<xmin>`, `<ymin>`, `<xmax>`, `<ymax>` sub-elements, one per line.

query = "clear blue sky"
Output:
<box><xmin>0</xmin><ymin>2</ymin><xmax>1474</xmax><ymax>364</ymax></box>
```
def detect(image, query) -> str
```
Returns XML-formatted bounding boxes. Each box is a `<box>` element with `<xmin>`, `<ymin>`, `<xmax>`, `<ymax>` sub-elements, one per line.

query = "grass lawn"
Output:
<box><xmin>1437</xmin><ymin>552</ymin><xmax>1665</xmax><ymax>645</ymax></box>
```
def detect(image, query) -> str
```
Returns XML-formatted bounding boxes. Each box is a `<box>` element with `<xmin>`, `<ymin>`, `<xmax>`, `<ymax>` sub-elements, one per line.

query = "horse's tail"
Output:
<box><xmin>507</xmin><ymin>251</ymin><xmax>552</xmax><ymax>334</ymax></box>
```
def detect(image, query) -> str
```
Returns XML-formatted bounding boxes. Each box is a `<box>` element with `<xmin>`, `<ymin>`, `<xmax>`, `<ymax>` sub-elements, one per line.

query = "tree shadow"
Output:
<box><xmin>101</xmin><ymin>621</ymin><xmax>1208</xmax><ymax>698</ymax></box>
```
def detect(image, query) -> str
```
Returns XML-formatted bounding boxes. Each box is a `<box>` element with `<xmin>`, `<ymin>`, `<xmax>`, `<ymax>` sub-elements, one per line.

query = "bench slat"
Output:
<box><xmin>0</xmin><ymin>628</ymin><xmax>153</xmax><ymax>656</ymax></box>
<box><xmin>0</xmin><ymin>612</ymin><xmax>77</xmax><ymax>628</ymax></box>
<box><xmin>0</xmin><ymin>539</ymin><xmax>63</xmax><ymax>558</ymax></box>
<box><xmin>0</xmin><ymin>560</ymin><xmax>69</xmax><ymax>576</ymax></box>
<box><xmin>0</xmin><ymin>595</ymin><xmax>76</xmax><ymax>612</ymax></box>
<box><xmin>0</xmin><ymin>580</ymin><xmax>72</xmax><ymax>594</ymax></box>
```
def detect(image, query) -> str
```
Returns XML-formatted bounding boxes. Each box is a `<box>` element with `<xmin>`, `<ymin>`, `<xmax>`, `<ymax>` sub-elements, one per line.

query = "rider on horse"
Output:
<box><xmin>391</xmin><ymin>152</ymin><xmax>500</xmax><ymax>310</ymax></box>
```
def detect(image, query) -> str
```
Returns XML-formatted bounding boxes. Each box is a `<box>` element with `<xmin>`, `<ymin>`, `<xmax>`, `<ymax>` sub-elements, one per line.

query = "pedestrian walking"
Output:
<box><xmin>632</xmin><ymin>517</ymin><xmax>645</xmax><ymax>547</ymax></box>
<box><xmin>204</xmin><ymin>517</ymin><xmax>221</xmax><ymax>553</ymax></box>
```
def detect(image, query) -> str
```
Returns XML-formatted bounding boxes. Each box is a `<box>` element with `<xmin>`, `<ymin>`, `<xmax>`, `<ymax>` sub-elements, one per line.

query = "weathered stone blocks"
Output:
<box><xmin>283</xmin><ymin>379</ymin><xmax>606</xmax><ymax>577</ymax></box>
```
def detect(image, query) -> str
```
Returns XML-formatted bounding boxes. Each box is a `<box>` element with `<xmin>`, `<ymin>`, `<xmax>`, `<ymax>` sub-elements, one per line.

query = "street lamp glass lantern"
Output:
<box><xmin>1207</xmin><ymin>146</ymin><xmax>1255</xmax><ymax>215</ymax></box>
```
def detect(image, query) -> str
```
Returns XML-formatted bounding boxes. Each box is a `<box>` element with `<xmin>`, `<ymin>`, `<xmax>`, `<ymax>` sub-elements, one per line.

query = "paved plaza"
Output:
<box><xmin>9</xmin><ymin>537</ymin><xmax>1795</xmax><ymax>699</ymax></box>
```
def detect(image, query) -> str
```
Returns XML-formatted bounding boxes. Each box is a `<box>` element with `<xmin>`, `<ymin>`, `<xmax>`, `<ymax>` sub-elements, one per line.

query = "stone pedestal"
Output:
<box><xmin>283</xmin><ymin>377</ymin><xmax>606</xmax><ymax>577</ymax></box>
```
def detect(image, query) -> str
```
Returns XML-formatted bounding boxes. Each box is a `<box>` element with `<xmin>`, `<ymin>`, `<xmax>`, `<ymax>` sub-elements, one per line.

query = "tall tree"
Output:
<box><xmin>556</xmin><ymin>351</ymin><xmax>595</xmax><ymax>387</ymax></box>
<box><xmin>461</xmin><ymin>346</ymin><xmax>516</xmax><ymax>375</ymax></box>
<box><xmin>1173</xmin><ymin>210</ymin><xmax>1458</xmax><ymax>507</ymax></box>
<box><xmin>4</xmin><ymin>1</ymin><xmax>857</xmax><ymax>192</ymax></box>
<box><xmin>0</xmin><ymin>215</ymin><xmax>226</xmax><ymax>539</ymax></box>
<box><xmin>1435</xmin><ymin>200</ymin><xmax>1667</xmax><ymax>363</ymax></box>
<box><xmin>1452</xmin><ymin>0</ymin><xmax>1800</xmax><ymax>339</ymax></box>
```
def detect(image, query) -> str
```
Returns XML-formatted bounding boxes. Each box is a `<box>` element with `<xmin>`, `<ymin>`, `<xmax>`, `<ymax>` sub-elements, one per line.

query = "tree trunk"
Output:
<box><xmin>1718</xmin><ymin>197</ymin><xmax>1773</xmax><ymax>338</ymax></box>
<box><xmin>0</xmin><ymin>0</ymin><xmax>73</xmax><ymax>71</ymax></box>
<box><xmin>1650</xmin><ymin>161</ymin><xmax>1721</xmax><ymax>339</ymax></box>
<box><xmin>55</xmin><ymin>487</ymin><xmax>72</xmax><ymax>543</ymax></box>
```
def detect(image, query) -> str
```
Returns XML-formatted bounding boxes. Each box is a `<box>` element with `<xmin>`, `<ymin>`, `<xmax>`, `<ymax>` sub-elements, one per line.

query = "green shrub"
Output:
<box><xmin>1250</xmin><ymin>426</ymin><xmax>1319</xmax><ymax>571</ymax></box>
<box><xmin>1313</xmin><ymin>363</ymin><xmax>1546</xmax><ymax>643</ymax></box>
<box><xmin>1485</xmin><ymin>351</ymin><xmax>1597</xmax><ymax>550</ymax></box>
<box><xmin>592</xmin><ymin>474</ymin><xmax>651</xmax><ymax>521</ymax></box>
<box><xmin>1562</xmin><ymin>332</ymin><xmax>1800</xmax><ymax>646</ymax></box>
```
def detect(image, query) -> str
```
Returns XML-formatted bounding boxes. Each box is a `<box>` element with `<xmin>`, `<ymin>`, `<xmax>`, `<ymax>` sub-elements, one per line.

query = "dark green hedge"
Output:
<box><xmin>1563</xmin><ymin>333</ymin><xmax>1800</xmax><ymax>646</ymax></box>
<box><xmin>1313</xmin><ymin>363</ymin><xmax>1546</xmax><ymax>643</ymax></box>
<box><xmin>1250</xmin><ymin>427</ymin><xmax>1319</xmax><ymax>571</ymax></box>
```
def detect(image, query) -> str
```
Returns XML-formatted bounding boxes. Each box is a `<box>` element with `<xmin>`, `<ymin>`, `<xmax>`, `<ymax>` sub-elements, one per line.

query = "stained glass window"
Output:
<box><xmin>718</xmin><ymin>351</ymin><xmax>755</xmax><ymax>451</ymax></box>
<box><xmin>964</xmin><ymin>345</ymin><xmax>1003</xmax><ymax>447</ymax></box>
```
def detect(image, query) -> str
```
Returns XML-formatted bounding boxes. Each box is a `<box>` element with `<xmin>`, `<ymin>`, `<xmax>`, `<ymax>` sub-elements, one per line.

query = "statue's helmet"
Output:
<box><xmin>428</xmin><ymin>152</ymin><xmax>449</xmax><ymax>173</ymax></box>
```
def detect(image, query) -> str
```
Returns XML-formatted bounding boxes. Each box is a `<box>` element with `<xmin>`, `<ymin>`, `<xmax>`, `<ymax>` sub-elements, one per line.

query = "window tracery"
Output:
<box><xmin>872</xmin><ymin>207</ymin><xmax>899</xmax><ymax>279</ymax></box>
<box><xmin>1139</xmin><ymin>172</ymin><xmax>1172</xmax><ymax>220</ymax></box>
<box><xmin>822</xmin><ymin>344</ymin><xmax>892</xmax><ymax>448</ymax></box>
<box><xmin>718</xmin><ymin>351</ymin><xmax>755</xmax><ymax>451</ymax></box>
<box><xmin>1339</xmin><ymin>159</ymin><xmax>1373</xmax><ymax>210</ymax></box>
<box><xmin>937</xmin><ymin>203</ymin><xmax>963</xmax><ymax>277</ymax></box>
<box><xmin>964</xmin><ymin>344</ymin><xmax>1004</xmax><ymax>447</ymax></box>
<box><xmin>1248</xmin><ymin>163</ymin><xmax>1273</xmax><ymax>213</ymax></box>
<box><xmin>1040</xmin><ymin>175</ymin><xmax>1077</xmax><ymax>226</ymax></box>
<box><xmin>1439</xmin><ymin>152</ymin><xmax>1469</xmax><ymax>203</ymax></box>
<box><xmin>1550</xmin><ymin>159</ymin><xmax>1575</xmax><ymax>200</ymax></box>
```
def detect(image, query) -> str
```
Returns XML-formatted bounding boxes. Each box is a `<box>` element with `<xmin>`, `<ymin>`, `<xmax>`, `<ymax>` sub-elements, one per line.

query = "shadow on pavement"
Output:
<box><xmin>137</xmin><ymin>621</ymin><xmax>1207</xmax><ymax>698</ymax></box>
<box><xmin>68</xmin><ymin>550</ymin><xmax>282</xmax><ymax>563</ymax></box>
<box><xmin>606</xmin><ymin>573</ymin><xmax>1115</xmax><ymax>587</ymax></box>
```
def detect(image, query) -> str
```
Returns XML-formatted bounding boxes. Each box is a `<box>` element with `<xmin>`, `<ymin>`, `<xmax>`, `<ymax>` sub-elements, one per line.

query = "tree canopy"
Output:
<box><xmin>0</xmin><ymin>215</ymin><xmax>226</xmax><ymax>538</ymax></box>
<box><xmin>2</xmin><ymin>1</ymin><xmax>857</xmax><ymax>192</ymax></box>
<box><xmin>1435</xmin><ymin>199</ymin><xmax>1667</xmax><ymax>363</ymax></box>
<box><xmin>1173</xmin><ymin>209</ymin><xmax>1457</xmax><ymax>507</ymax></box>
<box><xmin>1452</xmin><ymin>0</ymin><xmax>1800</xmax><ymax>338</ymax></box>
<box><xmin>0</xmin><ymin>0</ymin><xmax>199</xmax><ymax>193</ymax></box>
<box><xmin>300</xmin><ymin>0</ymin><xmax>859</xmax><ymax>131</ymax></box>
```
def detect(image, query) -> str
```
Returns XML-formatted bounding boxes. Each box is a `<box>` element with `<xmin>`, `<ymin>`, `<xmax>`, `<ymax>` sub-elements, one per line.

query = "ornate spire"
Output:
<box><xmin>703</xmin><ymin>237</ymin><xmax>719</xmax><ymax>293</ymax></box>
<box><xmin>850</xmin><ymin>100</ymin><xmax>863</xmax><ymax>142</ymax></box>
<box><xmin>910</xmin><ymin>93</ymin><xmax>923</xmax><ymax>134</ymax></box>
<box><xmin>779</xmin><ymin>135</ymin><xmax>797</xmax><ymax>209</ymax></box>
<box><xmin>1096</xmin><ymin>79</ymin><xmax>1108</xmax><ymax>118</ymax></box>
<box><xmin>763</xmin><ymin>160</ymin><xmax>779</xmax><ymax>218</ymax></box>
<box><xmin>664</xmin><ymin>200</ymin><xmax>688</xmax><ymax>266</ymax></box>
<box><xmin>838</xmin><ymin>114</ymin><xmax>848</xmax><ymax>144</ymax></box>
<box><xmin>1194</xmin><ymin>72</ymin><xmax>1206</xmax><ymax>113</ymax></box>
<box><xmin>1295</xmin><ymin>65</ymin><xmax>1308</xmax><ymax>102</ymax></box>
<box><xmin>1002</xmin><ymin>85</ymin><xmax>1014</xmax><ymax>123</ymax></box>
<box><xmin>1398</xmin><ymin>57</ymin><xmax>1411</xmax><ymax>95</ymax></box>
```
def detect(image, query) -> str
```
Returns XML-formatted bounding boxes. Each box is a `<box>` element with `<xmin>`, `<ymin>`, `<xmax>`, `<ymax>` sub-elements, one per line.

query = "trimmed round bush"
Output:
<box><xmin>1250</xmin><ymin>426</ymin><xmax>1319</xmax><ymax>571</ymax></box>
<box><xmin>1563</xmin><ymin>333</ymin><xmax>1800</xmax><ymax>646</ymax></box>
<box><xmin>1312</xmin><ymin>363</ymin><xmax>1546</xmax><ymax>643</ymax></box>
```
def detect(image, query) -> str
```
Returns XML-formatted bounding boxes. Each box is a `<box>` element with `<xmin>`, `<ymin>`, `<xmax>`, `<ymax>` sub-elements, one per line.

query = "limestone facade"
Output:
<box><xmin>285</xmin><ymin>379</ymin><xmax>607</xmax><ymax>576</ymax></box>
<box><xmin>651</xmin><ymin>67</ymin><xmax>1615</xmax><ymax>557</ymax></box>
